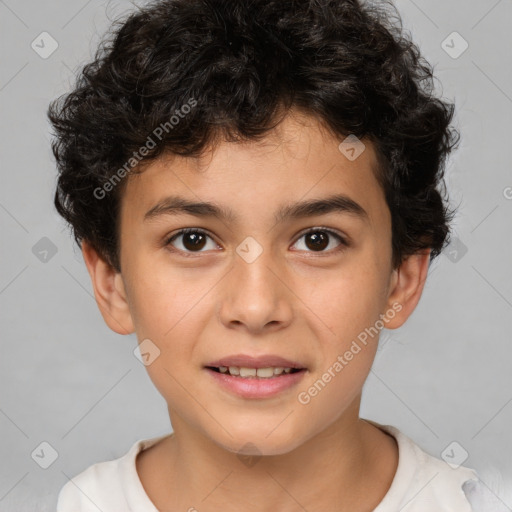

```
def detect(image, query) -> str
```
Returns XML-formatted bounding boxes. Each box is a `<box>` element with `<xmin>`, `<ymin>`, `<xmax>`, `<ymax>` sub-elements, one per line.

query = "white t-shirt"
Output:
<box><xmin>56</xmin><ymin>420</ymin><xmax>494</xmax><ymax>511</ymax></box>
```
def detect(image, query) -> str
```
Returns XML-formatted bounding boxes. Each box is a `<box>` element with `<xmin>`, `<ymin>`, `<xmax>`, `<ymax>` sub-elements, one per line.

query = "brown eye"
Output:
<box><xmin>166</xmin><ymin>229</ymin><xmax>218</xmax><ymax>253</ymax></box>
<box><xmin>304</xmin><ymin>231</ymin><xmax>329</xmax><ymax>251</ymax></box>
<box><xmin>181</xmin><ymin>231</ymin><xmax>207</xmax><ymax>251</ymax></box>
<box><xmin>292</xmin><ymin>228</ymin><xmax>347</xmax><ymax>253</ymax></box>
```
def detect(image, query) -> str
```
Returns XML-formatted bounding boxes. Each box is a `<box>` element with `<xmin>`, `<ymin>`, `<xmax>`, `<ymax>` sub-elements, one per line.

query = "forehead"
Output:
<box><xmin>120</xmin><ymin>112</ymin><xmax>388</xmax><ymax>228</ymax></box>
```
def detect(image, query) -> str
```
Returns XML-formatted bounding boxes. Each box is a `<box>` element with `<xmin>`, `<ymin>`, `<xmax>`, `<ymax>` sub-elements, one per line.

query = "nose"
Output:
<box><xmin>217</xmin><ymin>245</ymin><xmax>294</xmax><ymax>335</ymax></box>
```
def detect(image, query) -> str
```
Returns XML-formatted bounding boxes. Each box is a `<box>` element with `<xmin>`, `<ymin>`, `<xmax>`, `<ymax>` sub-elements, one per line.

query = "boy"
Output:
<box><xmin>49</xmin><ymin>0</ymin><xmax>495</xmax><ymax>509</ymax></box>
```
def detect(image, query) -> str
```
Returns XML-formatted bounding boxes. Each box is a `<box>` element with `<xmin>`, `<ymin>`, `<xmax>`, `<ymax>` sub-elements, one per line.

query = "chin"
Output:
<box><xmin>210</xmin><ymin>423</ymin><xmax>308</xmax><ymax>457</ymax></box>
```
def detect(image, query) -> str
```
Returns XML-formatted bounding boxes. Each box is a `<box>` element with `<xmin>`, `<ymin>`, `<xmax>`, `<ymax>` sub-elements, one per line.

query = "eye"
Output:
<box><xmin>164</xmin><ymin>227</ymin><xmax>348</xmax><ymax>257</ymax></box>
<box><xmin>291</xmin><ymin>228</ymin><xmax>348</xmax><ymax>254</ymax></box>
<box><xmin>165</xmin><ymin>228</ymin><xmax>219</xmax><ymax>255</ymax></box>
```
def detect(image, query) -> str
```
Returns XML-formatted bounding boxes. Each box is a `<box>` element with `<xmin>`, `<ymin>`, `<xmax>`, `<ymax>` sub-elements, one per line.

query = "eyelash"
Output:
<box><xmin>163</xmin><ymin>227</ymin><xmax>349</xmax><ymax>257</ymax></box>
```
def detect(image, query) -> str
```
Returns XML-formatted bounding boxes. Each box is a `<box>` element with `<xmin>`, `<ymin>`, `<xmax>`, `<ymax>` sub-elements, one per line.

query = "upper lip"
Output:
<box><xmin>206</xmin><ymin>354</ymin><xmax>306</xmax><ymax>369</ymax></box>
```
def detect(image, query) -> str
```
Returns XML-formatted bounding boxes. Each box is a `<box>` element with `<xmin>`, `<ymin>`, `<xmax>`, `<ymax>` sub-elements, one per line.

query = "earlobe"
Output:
<box><xmin>81</xmin><ymin>240</ymin><xmax>135</xmax><ymax>335</ymax></box>
<box><xmin>383</xmin><ymin>250</ymin><xmax>431</xmax><ymax>330</ymax></box>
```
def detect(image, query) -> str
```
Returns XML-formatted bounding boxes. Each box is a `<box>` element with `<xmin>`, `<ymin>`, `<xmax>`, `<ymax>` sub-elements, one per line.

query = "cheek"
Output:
<box><xmin>292</xmin><ymin>340</ymin><xmax>376</xmax><ymax>446</ymax></box>
<box><xmin>125</xmin><ymin>258</ymin><xmax>208</xmax><ymax>339</ymax></box>
<box><xmin>127</xmin><ymin>271</ymin><xmax>209</xmax><ymax>409</ymax></box>
<box><xmin>125</xmin><ymin>263</ymin><xmax>217</xmax><ymax>390</ymax></box>
<box><xmin>302</xmin><ymin>258</ymin><xmax>387</xmax><ymax>348</ymax></box>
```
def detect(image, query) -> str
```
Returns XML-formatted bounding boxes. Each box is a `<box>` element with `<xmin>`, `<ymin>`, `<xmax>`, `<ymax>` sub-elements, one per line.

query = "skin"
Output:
<box><xmin>82</xmin><ymin>109</ymin><xmax>431</xmax><ymax>511</ymax></box>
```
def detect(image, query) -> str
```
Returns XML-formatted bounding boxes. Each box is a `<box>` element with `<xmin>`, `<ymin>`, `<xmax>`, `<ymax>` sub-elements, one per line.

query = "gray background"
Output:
<box><xmin>1</xmin><ymin>0</ymin><xmax>511</xmax><ymax>510</ymax></box>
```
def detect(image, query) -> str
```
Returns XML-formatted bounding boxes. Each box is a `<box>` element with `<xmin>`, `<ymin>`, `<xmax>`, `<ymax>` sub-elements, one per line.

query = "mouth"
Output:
<box><xmin>204</xmin><ymin>355</ymin><xmax>307</xmax><ymax>398</ymax></box>
<box><xmin>206</xmin><ymin>365</ymin><xmax>304</xmax><ymax>378</ymax></box>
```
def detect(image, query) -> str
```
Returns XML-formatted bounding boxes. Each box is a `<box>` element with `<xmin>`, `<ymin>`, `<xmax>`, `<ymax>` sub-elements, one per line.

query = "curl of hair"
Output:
<box><xmin>48</xmin><ymin>0</ymin><xmax>458</xmax><ymax>272</ymax></box>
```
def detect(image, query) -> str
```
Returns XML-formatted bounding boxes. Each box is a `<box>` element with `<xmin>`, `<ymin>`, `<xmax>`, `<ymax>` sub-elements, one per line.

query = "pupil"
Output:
<box><xmin>306</xmin><ymin>231</ymin><xmax>328</xmax><ymax>251</ymax></box>
<box><xmin>183</xmin><ymin>232</ymin><xmax>206</xmax><ymax>251</ymax></box>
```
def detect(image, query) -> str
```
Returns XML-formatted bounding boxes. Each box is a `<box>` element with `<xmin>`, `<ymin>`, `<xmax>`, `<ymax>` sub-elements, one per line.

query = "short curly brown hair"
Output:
<box><xmin>48</xmin><ymin>0</ymin><xmax>458</xmax><ymax>272</ymax></box>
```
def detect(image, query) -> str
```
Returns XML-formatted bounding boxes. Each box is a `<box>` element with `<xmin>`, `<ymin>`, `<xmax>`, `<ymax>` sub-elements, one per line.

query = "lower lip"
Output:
<box><xmin>205</xmin><ymin>368</ymin><xmax>307</xmax><ymax>399</ymax></box>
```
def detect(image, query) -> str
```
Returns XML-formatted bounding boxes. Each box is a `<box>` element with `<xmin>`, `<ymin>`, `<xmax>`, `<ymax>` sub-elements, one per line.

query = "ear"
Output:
<box><xmin>382</xmin><ymin>249</ymin><xmax>431</xmax><ymax>329</ymax></box>
<box><xmin>81</xmin><ymin>240</ymin><xmax>135</xmax><ymax>335</ymax></box>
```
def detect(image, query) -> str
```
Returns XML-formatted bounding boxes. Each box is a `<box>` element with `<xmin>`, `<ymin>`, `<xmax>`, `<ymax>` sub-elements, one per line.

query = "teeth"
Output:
<box><xmin>256</xmin><ymin>367</ymin><xmax>274</xmax><ymax>378</ymax></box>
<box><xmin>216</xmin><ymin>366</ymin><xmax>298</xmax><ymax>378</ymax></box>
<box><xmin>239</xmin><ymin>367</ymin><xmax>257</xmax><ymax>377</ymax></box>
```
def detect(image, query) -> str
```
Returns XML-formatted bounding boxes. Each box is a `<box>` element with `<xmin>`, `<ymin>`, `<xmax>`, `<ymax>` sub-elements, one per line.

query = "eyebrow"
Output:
<box><xmin>143</xmin><ymin>193</ymin><xmax>370</xmax><ymax>225</ymax></box>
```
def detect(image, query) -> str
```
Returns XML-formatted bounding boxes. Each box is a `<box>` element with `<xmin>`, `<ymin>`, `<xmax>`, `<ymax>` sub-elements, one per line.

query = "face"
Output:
<box><xmin>113</xmin><ymin>111</ymin><xmax>404</xmax><ymax>455</ymax></box>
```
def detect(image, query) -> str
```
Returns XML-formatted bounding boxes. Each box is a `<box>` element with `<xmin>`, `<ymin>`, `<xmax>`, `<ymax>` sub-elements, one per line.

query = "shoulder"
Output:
<box><xmin>56</xmin><ymin>459</ymin><xmax>124</xmax><ymax>511</ymax></box>
<box><xmin>56</xmin><ymin>435</ymin><xmax>168</xmax><ymax>512</ymax></box>
<box><xmin>366</xmin><ymin>420</ymin><xmax>479</xmax><ymax>511</ymax></box>
<box><xmin>56</xmin><ymin>444</ymin><xmax>137</xmax><ymax>512</ymax></box>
